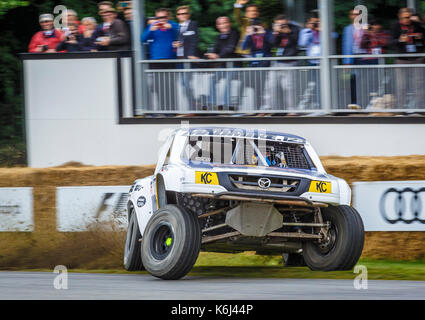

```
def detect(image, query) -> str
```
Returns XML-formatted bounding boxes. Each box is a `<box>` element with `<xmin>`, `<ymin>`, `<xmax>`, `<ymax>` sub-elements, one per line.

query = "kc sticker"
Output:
<box><xmin>309</xmin><ymin>181</ymin><xmax>332</xmax><ymax>193</ymax></box>
<box><xmin>195</xmin><ymin>172</ymin><xmax>219</xmax><ymax>185</ymax></box>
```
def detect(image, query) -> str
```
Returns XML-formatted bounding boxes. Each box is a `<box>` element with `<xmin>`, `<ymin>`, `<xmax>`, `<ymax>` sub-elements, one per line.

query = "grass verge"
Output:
<box><xmin>5</xmin><ymin>252</ymin><xmax>425</xmax><ymax>281</ymax></box>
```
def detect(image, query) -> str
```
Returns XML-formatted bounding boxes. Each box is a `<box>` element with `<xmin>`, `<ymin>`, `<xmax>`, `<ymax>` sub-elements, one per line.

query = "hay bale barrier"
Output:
<box><xmin>0</xmin><ymin>157</ymin><xmax>424</xmax><ymax>270</ymax></box>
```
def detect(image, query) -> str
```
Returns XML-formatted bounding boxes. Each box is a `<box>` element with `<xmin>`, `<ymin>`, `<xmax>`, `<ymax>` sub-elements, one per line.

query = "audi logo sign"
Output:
<box><xmin>353</xmin><ymin>181</ymin><xmax>425</xmax><ymax>231</ymax></box>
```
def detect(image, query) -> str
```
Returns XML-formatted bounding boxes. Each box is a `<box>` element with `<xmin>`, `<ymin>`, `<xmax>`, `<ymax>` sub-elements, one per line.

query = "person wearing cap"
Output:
<box><xmin>28</xmin><ymin>14</ymin><xmax>64</xmax><ymax>53</ymax></box>
<box><xmin>95</xmin><ymin>7</ymin><xmax>130</xmax><ymax>51</ymax></box>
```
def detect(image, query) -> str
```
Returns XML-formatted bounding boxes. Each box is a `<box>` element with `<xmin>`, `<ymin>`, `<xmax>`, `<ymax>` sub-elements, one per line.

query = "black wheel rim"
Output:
<box><xmin>150</xmin><ymin>222</ymin><xmax>174</xmax><ymax>260</ymax></box>
<box><xmin>317</xmin><ymin>224</ymin><xmax>338</xmax><ymax>255</ymax></box>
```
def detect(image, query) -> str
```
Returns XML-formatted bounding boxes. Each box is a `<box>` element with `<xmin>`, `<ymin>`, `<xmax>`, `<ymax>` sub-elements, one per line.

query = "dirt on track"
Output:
<box><xmin>0</xmin><ymin>156</ymin><xmax>424</xmax><ymax>270</ymax></box>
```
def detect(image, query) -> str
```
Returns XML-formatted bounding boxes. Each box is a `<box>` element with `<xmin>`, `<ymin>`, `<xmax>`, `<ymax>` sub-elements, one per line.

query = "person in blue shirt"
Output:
<box><xmin>141</xmin><ymin>8</ymin><xmax>179</xmax><ymax>61</ymax></box>
<box><xmin>342</xmin><ymin>9</ymin><xmax>363</xmax><ymax>108</ymax></box>
<box><xmin>141</xmin><ymin>8</ymin><xmax>179</xmax><ymax>111</ymax></box>
<box><xmin>342</xmin><ymin>9</ymin><xmax>363</xmax><ymax>65</ymax></box>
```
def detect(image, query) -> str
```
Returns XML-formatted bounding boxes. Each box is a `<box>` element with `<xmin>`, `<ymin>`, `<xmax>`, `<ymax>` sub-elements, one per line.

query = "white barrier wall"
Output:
<box><xmin>0</xmin><ymin>188</ymin><xmax>33</xmax><ymax>232</ymax></box>
<box><xmin>24</xmin><ymin>56</ymin><xmax>425</xmax><ymax>168</ymax></box>
<box><xmin>56</xmin><ymin>186</ymin><xmax>129</xmax><ymax>231</ymax></box>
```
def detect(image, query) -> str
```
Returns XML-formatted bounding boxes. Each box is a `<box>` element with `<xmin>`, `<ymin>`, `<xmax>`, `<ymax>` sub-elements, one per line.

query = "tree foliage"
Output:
<box><xmin>0</xmin><ymin>0</ymin><xmax>29</xmax><ymax>16</ymax></box>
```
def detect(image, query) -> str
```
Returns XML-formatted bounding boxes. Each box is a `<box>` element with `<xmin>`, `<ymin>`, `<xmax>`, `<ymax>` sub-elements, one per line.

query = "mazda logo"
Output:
<box><xmin>258</xmin><ymin>177</ymin><xmax>271</xmax><ymax>189</ymax></box>
<box><xmin>379</xmin><ymin>187</ymin><xmax>425</xmax><ymax>224</ymax></box>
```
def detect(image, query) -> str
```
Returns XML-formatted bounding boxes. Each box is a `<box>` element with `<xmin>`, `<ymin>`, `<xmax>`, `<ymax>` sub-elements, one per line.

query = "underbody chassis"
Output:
<box><xmin>186</xmin><ymin>192</ymin><xmax>330</xmax><ymax>252</ymax></box>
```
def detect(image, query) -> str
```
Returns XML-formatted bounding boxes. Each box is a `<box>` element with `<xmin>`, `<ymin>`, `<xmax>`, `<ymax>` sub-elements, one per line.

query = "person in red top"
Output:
<box><xmin>28</xmin><ymin>14</ymin><xmax>64</xmax><ymax>53</ymax></box>
<box><xmin>360</xmin><ymin>19</ymin><xmax>390</xmax><ymax>64</ymax></box>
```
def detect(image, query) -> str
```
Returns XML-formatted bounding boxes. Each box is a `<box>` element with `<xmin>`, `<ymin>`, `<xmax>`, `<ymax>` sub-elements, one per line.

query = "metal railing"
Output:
<box><xmin>135</xmin><ymin>53</ymin><xmax>425</xmax><ymax>115</ymax></box>
<box><xmin>330</xmin><ymin>53</ymin><xmax>425</xmax><ymax>112</ymax></box>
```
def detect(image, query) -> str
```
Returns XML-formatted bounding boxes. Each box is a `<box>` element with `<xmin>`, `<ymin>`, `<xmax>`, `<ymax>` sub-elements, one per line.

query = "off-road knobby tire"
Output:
<box><xmin>141</xmin><ymin>205</ymin><xmax>201</xmax><ymax>280</ymax></box>
<box><xmin>302</xmin><ymin>205</ymin><xmax>364</xmax><ymax>271</ymax></box>
<box><xmin>123</xmin><ymin>209</ymin><xmax>144</xmax><ymax>271</ymax></box>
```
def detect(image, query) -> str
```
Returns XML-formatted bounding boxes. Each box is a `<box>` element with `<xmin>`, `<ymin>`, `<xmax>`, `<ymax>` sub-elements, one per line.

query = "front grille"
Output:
<box><xmin>229</xmin><ymin>175</ymin><xmax>300</xmax><ymax>193</ymax></box>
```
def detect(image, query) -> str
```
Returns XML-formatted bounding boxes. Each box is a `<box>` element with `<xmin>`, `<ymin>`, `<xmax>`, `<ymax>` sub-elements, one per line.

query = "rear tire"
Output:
<box><xmin>141</xmin><ymin>205</ymin><xmax>201</xmax><ymax>280</ymax></box>
<box><xmin>282</xmin><ymin>252</ymin><xmax>306</xmax><ymax>267</ymax></box>
<box><xmin>302</xmin><ymin>205</ymin><xmax>364</xmax><ymax>271</ymax></box>
<box><xmin>124</xmin><ymin>209</ymin><xmax>144</xmax><ymax>271</ymax></box>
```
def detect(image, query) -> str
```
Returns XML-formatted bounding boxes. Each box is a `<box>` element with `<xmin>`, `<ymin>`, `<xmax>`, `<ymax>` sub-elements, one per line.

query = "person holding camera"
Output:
<box><xmin>56</xmin><ymin>23</ymin><xmax>82</xmax><ymax>52</ymax></box>
<box><xmin>242</xmin><ymin>22</ymin><xmax>271</xmax><ymax>66</ymax></box>
<box><xmin>392</xmin><ymin>7</ymin><xmax>425</xmax><ymax>108</ymax></box>
<box><xmin>239</xmin><ymin>22</ymin><xmax>271</xmax><ymax>109</ymax></box>
<box><xmin>270</xmin><ymin>15</ymin><xmax>298</xmax><ymax>61</ymax></box>
<box><xmin>233</xmin><ymin>0</ymin><xmax>262</xmax><ymax>56</ymax></box>
<box><xmin>141</xmin><ymin>8</ymin><xmax>179</xmax><ymax>61</ymax></box>
<box><xmin>142</xmin><ymin>8</ymin><xmax>179</xmax><ymax>110</ymax></box>
<box><xmin>262</xmin><ymin>15</ymin><xmax>299</xmax><ymax>110</ymax></box>
<box><xmin>360</xmin><ymin>19</ymin><xmax>390</xmax><ymax>64</ymax></box>
<box><xmin>392</xmin><ymin>8</ymin><xmax>425</xmax><ymax>57</ymax></box>
<box><xmin>299</xmin><ymin>14</ymin><xmax>321</xmax><ymax>66</ymax></box>
<box><xmin>28</xmin><ymin>14</ymin><xmax>64</xmax><ymax>53</ymax></box>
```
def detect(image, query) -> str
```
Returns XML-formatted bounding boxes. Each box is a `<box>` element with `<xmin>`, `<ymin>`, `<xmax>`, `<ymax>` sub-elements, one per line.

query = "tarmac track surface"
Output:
<box><xmin>0</xmin><ymin>271</ymin><xmax>424</xmax><ymax>300</ymax></box>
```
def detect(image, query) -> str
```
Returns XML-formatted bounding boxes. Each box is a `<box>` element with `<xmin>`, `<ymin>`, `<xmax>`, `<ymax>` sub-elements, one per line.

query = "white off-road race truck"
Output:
<box><xmin>124</xmin><ymin>127</ymin><xmax>364</xmax><ymax>279</ymax></box>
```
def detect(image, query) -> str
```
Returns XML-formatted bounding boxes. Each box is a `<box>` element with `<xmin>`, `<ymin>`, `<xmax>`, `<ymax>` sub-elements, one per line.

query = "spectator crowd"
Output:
<box><xmin>28</xmin><ymin>1</ymin><xmax>425</xmax><ymax>63</ymax></box>
<box><xmin>29</xmin><ymin>0</ymin><xmax>425</xmax><ymax>62</ymax></box>
<box><xmin>27</xmin><ymin>1</ymin><xmax>425</xmax><ymax>110</ymax></box>
<box><xmin>29</xmin><ymin>1</ymin><xmax>132</xmax><ymax>53</ymax></box>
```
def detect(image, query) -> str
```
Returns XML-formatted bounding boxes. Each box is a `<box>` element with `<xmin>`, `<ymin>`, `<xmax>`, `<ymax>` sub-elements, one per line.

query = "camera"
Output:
<box><xmin>251</xmin><ymin>20</ymin><xmax>262</xmax><ymax>33</ymax></box>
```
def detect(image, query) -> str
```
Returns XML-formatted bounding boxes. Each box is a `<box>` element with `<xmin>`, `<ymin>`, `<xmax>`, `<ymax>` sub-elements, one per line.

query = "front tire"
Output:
<box><xmin>302</xmin><ymin>205</ymin><xmax>364</xmax><ymax>271</ymax></box>
<box><xmin>141</xmin><ymin>205</ymin><xmax>201</xmax><ymax>280</ymax></box>
<box><xmin>124</xmin><ymin>209</ymin><xmax>144</xmax><ymax>271</ymax></box>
